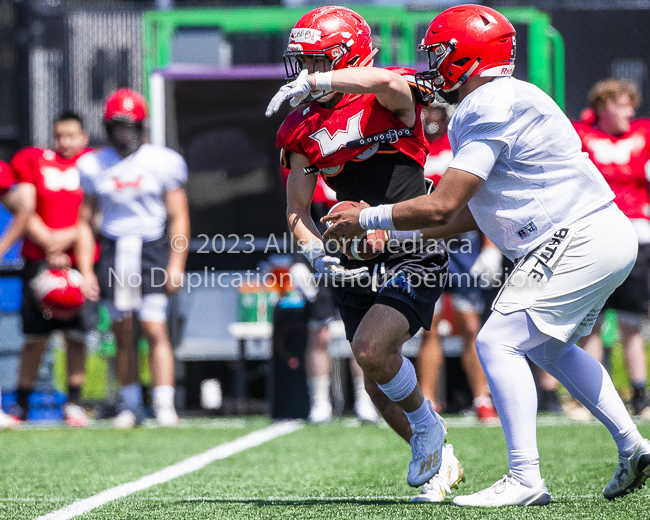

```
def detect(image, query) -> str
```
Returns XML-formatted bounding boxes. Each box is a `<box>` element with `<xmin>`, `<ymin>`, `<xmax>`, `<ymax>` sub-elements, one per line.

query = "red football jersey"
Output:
<box><xmin>10</xmin><ymin>146</ymin><xmax>92</xmax><ymax>262</ymax></box>
<box><xmin>574</xmin><ymin>118</ymin><xmax>650</xmax><ymax>220</ymax></box>
<box><xmin>277</xmin><ymin>67</ymin><xmax>429</xmax><ymax>172</ymax></box>
<box><xmin>423</xmin><ymin>134</ymin><xmax>453</xmax><ymax>186</ymax></box>
<box><xmin>0</xmin><ymin>160</ymin><xmax>16</xmax><ymax>197</ymax></box>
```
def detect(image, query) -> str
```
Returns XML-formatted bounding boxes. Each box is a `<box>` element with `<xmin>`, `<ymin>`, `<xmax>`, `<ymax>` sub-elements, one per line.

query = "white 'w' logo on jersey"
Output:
<box><xmin>589</xmin><ymin>135</ymin><xmax>645</xmax><ymax>165</ymax></box>
<box><xmin>42</xmin><ymin>167</ymin><xmax>80</xmax><ymax>192</ymax></box>
<box><xmin>309</xmin><ymin>111</ymin><xmax>364</xmax><ymax>157</ymax></box>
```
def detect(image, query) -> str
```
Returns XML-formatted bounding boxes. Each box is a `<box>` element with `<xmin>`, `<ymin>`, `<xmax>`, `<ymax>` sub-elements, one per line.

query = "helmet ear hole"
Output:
<box><xmin>453</xmin><ymin>57</ymin><xmax>470</xmax><ymax>66</ymax></box>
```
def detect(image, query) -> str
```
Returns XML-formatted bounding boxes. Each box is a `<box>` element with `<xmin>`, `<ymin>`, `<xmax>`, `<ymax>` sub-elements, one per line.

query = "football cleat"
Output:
<box><xmin>407</xmin><ymin>408</ymin><xmax>447</xmax><ymax>487</ymax></box>
<box><xmin>412</xmin><ymin>444</ymin><xmax>465</xmax><ymax>502</ymax></box>
<box><xmin>308</xmin><ymin>401</ymin><xmax>333</xmax><ymax>424</ymax></box>
<box><xmin>64</xmin><ymin>403</ymin><xmax>90</xmax><ymax>428</ymax></box>
<box><xmin>0</xmin><ymin>411</ymin><xmax>20</xmax><ymax>429</ymax></box>
<box><xmin>453</xmin><ymin>474</ymin><xmax>550</xmax><ymax>507</ymax></box>
<box><xmin>603</xmin><ymin>439</ymin><xmax>650</xmax><ymax>499</ymax></box>
<box><xmin>474</xmin><ymin>396</ymin><xmax>500</xmax><ymax>425</ymax></box>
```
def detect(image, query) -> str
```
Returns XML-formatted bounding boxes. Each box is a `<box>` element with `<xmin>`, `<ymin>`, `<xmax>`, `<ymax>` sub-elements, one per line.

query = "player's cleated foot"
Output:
<box><xmin>10</xmin><ymin>404</ymin><xmax>26</xmax><ymax>422</ymax></box>
<box><xmin>453</xmin><ymin>474</ymin><xmax>550</xmax><ymax>507</ymax></box>
<box><xmin>603</xmin><ymin>439</ymin><xmax>650</xmax><ymax>499</ymax></box>
<box><xmin>63</xmin><ymin>403</ymin><xmax>90</xmax><ymax>428</ymax></box>
<box><xmin>474</xmin><ymin>396</ymin><xmax>499</xmax><ymax>425</ymax></box>
<box><xmin>154</xmin><ymin>404</ymin><xmax>180</xmax><ymax>427</ymax></box>
<box><xmin>354</xmin><ymin>397</ymin><xmax>378</xmax><ymax>423</ymax></box>
<box><xmin>412</xmin><ymin>444</ymin><xmax>465</xmax><ymax>503</ymax></box>
<box><xmin>308</xmin><ymin>401</ymin><xmax>332</xmax><ymax>424</ymax></box>
<box><xmin>0</xmin><ymin>411</ymin><xmax>20</xmax><ymax>429</ymax></box>
<box><xmin>407</xmin><ymin>409</ymin><xmax>447</xmax><ymax>487</ymax></box>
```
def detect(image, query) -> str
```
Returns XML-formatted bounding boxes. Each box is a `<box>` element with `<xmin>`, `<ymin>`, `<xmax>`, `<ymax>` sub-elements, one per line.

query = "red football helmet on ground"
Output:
<box><xmin>283</xmin><ymin>5</ymin><xmax>376</xmax><ymax>85</ymax></box>
<box><xmin>415</xmin><ymin>5</ymin><xmax>516</xmax><ymax>102</ymax></box>
<box><xmin>104</xmin><ymin>89</ymin><xmax>147</xmax><ymax>123</ymax></box>
<box><xmin>30</xmin><ymin>268</ymin><xmax>86</xmax><ymax>321</ymax></box>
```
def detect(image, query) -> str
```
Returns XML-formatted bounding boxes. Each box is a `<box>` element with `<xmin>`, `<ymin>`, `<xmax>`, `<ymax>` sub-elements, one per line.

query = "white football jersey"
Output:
<box><xmin>78</xmin><ymin>144</ymin><xmax>188</xmax><ymax>241</ymax></box>
<box><xmin>448</xmin><ymin>77</ymin><xmax>614</xmax><ymax>261</ymax></box>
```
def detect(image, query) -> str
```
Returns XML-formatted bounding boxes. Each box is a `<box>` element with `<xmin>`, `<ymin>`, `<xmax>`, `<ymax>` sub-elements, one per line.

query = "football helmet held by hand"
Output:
<box><xmin>30</xmin><ymin>268</ymin><xmax>86</xmax><ymax>321</ymax></box>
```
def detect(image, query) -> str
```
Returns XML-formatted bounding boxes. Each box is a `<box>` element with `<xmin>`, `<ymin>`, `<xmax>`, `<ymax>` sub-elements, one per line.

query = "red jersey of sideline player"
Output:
<box><xmin>573</xmin><ymin>118</ymin><xmax>650</xmax><ymax>220</ymax></box>
<box><xmin>0</xmin><ymin>161</ymin><xmax>16</xmax><ymax>196</ymax></box>
<box><xmin>10</xmin><ymin>147</ymin><xmax>92</xmax><ymax>263</ymax></box>
<box><xmin>278</xmin><ymin>67</ymin><xmax>429</xmax><ymax>173</ymax></box>
<box><xmin>423</xmin><ymin>134</ymin><xmax>453</xmax><ymax>187</ymax></box>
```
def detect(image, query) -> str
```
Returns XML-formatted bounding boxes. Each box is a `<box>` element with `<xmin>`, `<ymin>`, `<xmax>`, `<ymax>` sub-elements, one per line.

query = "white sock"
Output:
<box><xmin>308</xmin><ymin>376</ymin><xmax>331</xmax><ymax>408</ymax></box>
<box><xmin>152</xmin><ymin>385</ymin><xmax>175</xmax><ymax>408</ymax></box>
<box><xmin>120</xmin><ymin>383</ymin><xmax>143</xmax><ymax>412</ymax></box>
<box><xmin>527</xmin><ymin>339</ymin><xmax>643</xmax><ymax>457</ymax></box>
<box><xmin>353</xmin><ymin>376</ymin><xmax>371</xmax><ymax>404</ymax></box>
<box><xmin>405</xmin><ymin>400</ymin><xmax>437</xmax><ymax>433</ymax></box>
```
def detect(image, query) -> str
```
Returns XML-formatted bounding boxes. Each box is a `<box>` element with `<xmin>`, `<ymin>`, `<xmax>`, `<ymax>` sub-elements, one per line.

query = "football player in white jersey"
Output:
<box><xmin>76</xmin><ymin>89</ymin><xmax>190</xmax><ymax>428</ymax></box>
<box><xmin>324</xmin><ymin>4</ymin><xmax>650</xmax><ymax>506</ymax></box>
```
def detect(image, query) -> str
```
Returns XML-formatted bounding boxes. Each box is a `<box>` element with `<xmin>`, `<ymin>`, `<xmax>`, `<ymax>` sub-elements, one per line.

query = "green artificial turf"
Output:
<box><xmin>1</xmin><ymin>418</ymin><xmax>649</xmax><ymax>519</ymax></box>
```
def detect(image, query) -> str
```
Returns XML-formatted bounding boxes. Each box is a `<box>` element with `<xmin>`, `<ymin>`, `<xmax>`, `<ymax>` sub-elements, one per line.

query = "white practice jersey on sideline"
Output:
<box><xmin>78</xmin><ymin>144</ymin><xmax>187</xmax><ymax>241</ymax></box>
<box><xmin>448</xmin><ymin>77</ymin><xmax>614</xmax><ymax>261</ymax></box>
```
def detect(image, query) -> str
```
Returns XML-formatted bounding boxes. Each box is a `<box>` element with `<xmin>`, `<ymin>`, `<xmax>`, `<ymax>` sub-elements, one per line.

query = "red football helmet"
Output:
<box><xmin>283</xmin><ymin>5</ymin><xmax>375</xmax><ymax>87</ymax></box>
<box><xmin>104</xmin><ymin>89</ymin><xmax>147</xmax><ymax>123</ymax></box>
<box><xmin>415</xmin><ymin>5</ymin><xmax>516</xmax><ymax>102</ymax></box>
<box><xmin>30</xmin><ymin>268</ymin><xmax>86</xmax><ymax>321</ymax></box>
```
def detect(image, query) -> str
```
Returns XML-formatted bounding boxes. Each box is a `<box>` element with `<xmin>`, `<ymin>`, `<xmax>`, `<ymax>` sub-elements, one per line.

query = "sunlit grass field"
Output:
<box><xmin>1</xmin><ymin>416</ymin><xmax>650</xmax><ymax>519</ymax></box>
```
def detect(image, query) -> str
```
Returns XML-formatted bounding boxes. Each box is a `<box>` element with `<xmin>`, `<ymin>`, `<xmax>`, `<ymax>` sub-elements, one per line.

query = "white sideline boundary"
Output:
<box><xmin>33</xmin><ymin>421</ymin><xmax>302</xmax><ymax>520</ymax></box>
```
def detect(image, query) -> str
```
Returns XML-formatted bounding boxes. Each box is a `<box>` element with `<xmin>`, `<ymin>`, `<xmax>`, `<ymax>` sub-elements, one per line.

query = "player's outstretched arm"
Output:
<box><xmin>312</xmin><ymin>67</ymin><xmax>416</xmax><ymax>127</ymax></box>
<box><xmin>266</xmin><ymin>68</ymin><xmax>416</xmax><ymax>128</ymax></box>
<box><xmin>323</xmin><ymin>168</ymin><xmax>483</xmax><ymax>242</ymax></box>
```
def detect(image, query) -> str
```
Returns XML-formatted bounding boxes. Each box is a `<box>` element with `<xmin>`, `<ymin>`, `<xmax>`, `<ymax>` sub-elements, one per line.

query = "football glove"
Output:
<box><xmin>265</xmin><ymin>69</ymin><xmax>312</xmax><ymax>117</ymax></box>
<box><xmin>314</xmin><ymin>255</ymin><xmax>369</xmax><ymax>284</ymax></box>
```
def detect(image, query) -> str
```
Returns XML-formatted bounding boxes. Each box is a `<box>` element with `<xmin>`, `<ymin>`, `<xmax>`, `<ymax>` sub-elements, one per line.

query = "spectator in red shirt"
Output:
<box><xmin>11</xmin><ymin>111</ymin><xmax>96</xmax><ymax>427</ymax></box>
<box><xmin>575</xmin><ymin>79</ymin><xmax>650</xmax><ymax>418</ymax></box>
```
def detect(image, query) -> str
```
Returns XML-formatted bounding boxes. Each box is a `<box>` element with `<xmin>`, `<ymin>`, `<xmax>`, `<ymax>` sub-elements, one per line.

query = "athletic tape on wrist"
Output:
<box><xmin>378</xmin><ymin>355</ymin><xmax>417</xmax><ymax>402</ymax></box>
<box><xmin>359</xmin><ymin>204</ymin><xmax>396</xmax><ymax>230</ymax></box>
<box><xmin>300</xmin><ymin>240</ymin><xmax>326</xmax><ymax>267</ymax></box>
<box><xmin>314</xmin><ymin>71</ymin><xmax>333</xmax><ymax>91</ymax></box>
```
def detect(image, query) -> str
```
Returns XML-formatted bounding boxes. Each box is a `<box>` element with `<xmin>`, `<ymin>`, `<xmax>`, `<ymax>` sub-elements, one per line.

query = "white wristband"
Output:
<box><xmin>359</xmin><ymin>204</ymin><xmax>396</xmax><ymax>230</ymax></box>
<box><xmin>314</xmin><ymin>71</ymin><xmax>333</xmax><ymax>91</ymax></box>
<box><xmin>300</xmin><ymin>240</ymin><xmax>326</xmax><ymax>267</ymax></box>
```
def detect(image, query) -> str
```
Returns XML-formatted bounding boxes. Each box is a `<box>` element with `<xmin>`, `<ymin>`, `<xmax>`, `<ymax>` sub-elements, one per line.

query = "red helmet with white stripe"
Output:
<box><xmin>104</xmin><ymin>89</ymin><xmax>147</xmax><ymax>123</ymax></box>
<box><xmin>415</xmin><ymin>5</ymin><xmax>516</xmax><ymax>102</ymax></box>
<box><xmin>283</xmin><ymin>6</ymin><xmax>375</xmax><ymax>85</ymax></box>
<box><xmin>30</xmin><ymin>268</ymin><xmax>86</xmax><ymax>321</ymax></box>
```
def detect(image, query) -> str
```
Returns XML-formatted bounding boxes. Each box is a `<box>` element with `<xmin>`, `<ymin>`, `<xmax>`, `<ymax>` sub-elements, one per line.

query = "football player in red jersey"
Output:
<box><xmin>575</xmin><ymin>79</ymin><xmax>650</xmax><ymax>417</ymax></box>
<box><xmin>266</xmin><ymin>6</ymin><xmax>457</xmax><ymax>496</ymax></box>
<box><xmin>11</xmin><ymin>111</ymin><xmax>95</xmax><ymax>427</ymax></box>
<box><xmin>0</xmin><ymin>161</ymin><xmax>36</xmax><ymax>429</ymax></box>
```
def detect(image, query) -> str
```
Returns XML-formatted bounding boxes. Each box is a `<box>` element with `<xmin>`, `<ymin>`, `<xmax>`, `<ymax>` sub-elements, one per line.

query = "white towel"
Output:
<box><xmin>114</xmin><ymin>236</ymin><xmax>143</xmax><ymax>311</ymax></box>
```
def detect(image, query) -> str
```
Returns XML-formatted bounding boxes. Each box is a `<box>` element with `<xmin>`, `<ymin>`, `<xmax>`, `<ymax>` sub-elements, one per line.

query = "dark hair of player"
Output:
<box><xmin>55</xmin><ymin>111</ymin><xmax>84</xmax><ymax>129</ymax></box>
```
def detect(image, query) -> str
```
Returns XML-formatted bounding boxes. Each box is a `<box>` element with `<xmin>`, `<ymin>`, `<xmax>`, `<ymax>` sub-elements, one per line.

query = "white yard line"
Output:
<box><xmin>33</xmin><ymin>421</ymin><xmax>302</xmax><ymax>520</ymax></box>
